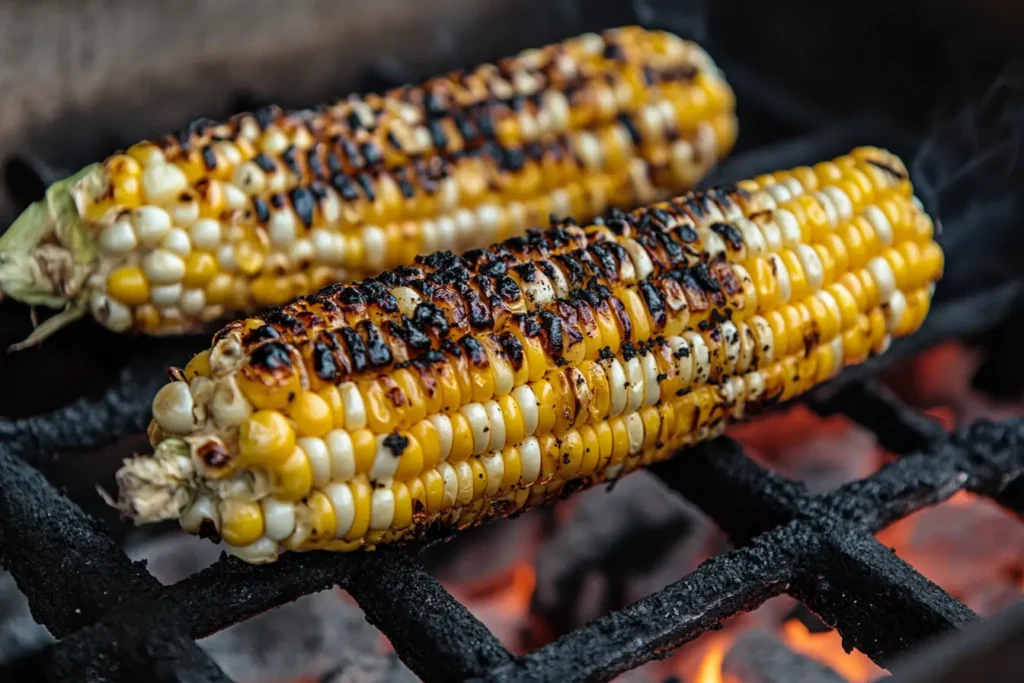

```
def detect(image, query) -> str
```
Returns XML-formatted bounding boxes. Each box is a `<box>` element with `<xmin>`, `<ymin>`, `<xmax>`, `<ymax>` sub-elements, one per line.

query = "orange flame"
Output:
<box><xmin>781</xmin><ymin>620</ymin><xmax>884</xmax><ymax>682</ymax></box>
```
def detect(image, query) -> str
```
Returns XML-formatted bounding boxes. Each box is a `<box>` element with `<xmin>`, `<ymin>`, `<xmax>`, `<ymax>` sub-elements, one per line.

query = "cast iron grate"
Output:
<box><xmin>2</xmin><ymin>62</ymin><xmax>1024</xmax><ymax>683</ymax></box>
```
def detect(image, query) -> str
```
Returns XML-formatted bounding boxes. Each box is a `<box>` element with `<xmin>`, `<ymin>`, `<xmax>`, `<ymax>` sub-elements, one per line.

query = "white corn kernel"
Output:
<box><xmin>298</xmin><ymin>437</ymin><xmax>331</xmax><ymax>488</ymax></box>
<box><xmin>132</xmin><ymin>206</ymin><xmax>172</xmax><ymax>246</ymax></box>
<box><xmin>152</xmin><ymin>381</ymin><xmax>197</xmax><ymax>434</ymax></box>
<box><xmin>519</xmin><ymin>437</ymin><xmax>541</xmax><ymax>485</ymax></box>
<box><xmin>370</xmin><ymin>435</ymin><xmax>401</xmax><ymax>482</ymax></box>
<box><xmin>684</xmin><ymin>331</ymin><xmax>711</xmax><ymax>385</ymax></box>
<box><xmin>867</xmin><ymin>256</ymin><xmax>897</xmax><ymax>303</ymax></box>
<box><xmin>775</xmin><ymin>209</ymin><xmax>802</xmax><ymax>247</ymax></box>
<box><xmin>150</xmin><ymin>283</ymin><xmax>182</xmax><ymax>306</ymax></box>
<box><xmin>625</xmin><ymin>357</ymin><xmax>645</xmax><ymax>413</ymax></box>
<box><xmin>863</xmin><ymin>205</ymin><xmax>894</xmax><ymax>247</ymax></box>
<box><xmin>625</xmin><ymin>412</ymin><xmax>645</xmax><ymax>455</ymax></box>
<box><xmin>642</xmin><ymin>352</ymin><xmax>660</xmax><ymax>407</ymax></box>
<box><xmin>369</xmin><ymin>489</ymin><xmax>395</xmax><ymax>530</ymax></box>
<box><xmin>484</xmin><ymin>401</ymin><xmax>506</xmax><ymax>452</ymax></box>
<box><xmin>227</xmin><ymin>537</ymin><xmax>279</xmax><ymax>563</ymax></box>
<box><xmin>161</xmin><ymin>228</ymin><xmax>192</xmax><ymax>257</ymax></box>
<box><xmin>438</xmin><ymin>462</ymin><xmax>458</xmax><ymax>508</ymax></box>
<box><xmin>324</xmin><ymin>483</ymin><xmax>355</xmax><ymax>538</ymax></box>
<box><xmin>233</xmin><ymin>162</ymin><xmax>267</xmax><ymax>195</ymax></box>
<box><xmin>460</xmin><ymin>403</ymin><xmax>490</xmax><ymax>456</ymax></box>
<box><xmin>721</xmin><ymin>320</ymin><xmax>741</xmax><ymax>375</ymax></box>
<box><xmin>768</xmin><ymin>253</ymin><xmax>792</xmax><ymax>304</ymax></box>
<box><xmin>141</xmin><ymin>164</ymin><xmax>188</xmax><ymax>204</ymax></box>
<box><xmin>261</xmin><ymin>497</ymin><xmax>296</xmax><ymax>541</ymax></box>
<box><xmin>339</xmin><ymin>382</ymin><xmax>366</xmax><ymax>429</ymax></box>
<box><xmin>142</xmin><ymin>249</ymin><xmax>185</xmax><ymax>285</ymax></box>
<box><xmin>98</xmin><ymin>218</ymin><xmax>138</xmax><ymax>255</ymax></box>
<box><xmin>480</xmin><ymin>452</ymin><xmax>504</xmax><ymax>496</ymax></box>
<box><xmin>601</xmin><ymin>357</ymin><xmax>628</xmax><ymax>417</ymax></box>
<box><xmin>362</xmin><ymin>225</ymin><xmax>387</xmax><ymax>272</ymax></box>
<box><xmin>622</xmin><ymin>239</ymin><xmax>654</xmax><ymax>282</ymax></box>
<box><xmin>268</xmin><ymin>211</ymin><xmax>297</xmax><ymax>248</ymax></box>
<box><xmin>325</xmin><ymin>430</ymin><xmax>355</xmax><ymax>481</ymax></box>
<box><xmin>428</xmin><ymin>414</ymin><xmax>454</xmax><ymax>461</ymax></box>
<box><xmin>189</xmin><ymin>219</ymin><xmax>221</xmax><ymax>250</ymax></box>
<box><xmin>795</xmin><ymin>244</ymin><xmax>824</xmax><ymax>292</ymax></box>
<box><xmin>511</xmin><ymin>385</ymin><xmax>539</xmax><ymax>436</ymax></box>
<box><xmin>181</xmin><ymin>494</ymin><xmax>220</xmax><ymax>534</ymax></box>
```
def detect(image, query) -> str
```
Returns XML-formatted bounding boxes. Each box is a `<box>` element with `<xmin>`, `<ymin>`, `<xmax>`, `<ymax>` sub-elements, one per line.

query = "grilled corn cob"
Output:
<box><xmin>115</xmin><ymin>147</ymin><xmax>942</xmax><ymax>564</ymax></box>
<box><xmin>0</xmin><ymin>27</ymin><xmax>735</xmax><ymax>350</ymax></box>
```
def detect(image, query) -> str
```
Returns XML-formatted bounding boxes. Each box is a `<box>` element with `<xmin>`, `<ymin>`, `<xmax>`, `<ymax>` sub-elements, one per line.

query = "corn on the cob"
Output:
<box><xmin>114</xmin><ymin>146</ymin><xmax>942</xmax><ymax>564</ymax></box>
<box><xmin>0</xmin><ymin>27</ymin><xmax>735</xmax><ymax>350</ymax></box>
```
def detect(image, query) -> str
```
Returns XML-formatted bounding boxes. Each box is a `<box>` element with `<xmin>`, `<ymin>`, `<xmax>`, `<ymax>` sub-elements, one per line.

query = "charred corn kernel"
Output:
<box><xmin>5</xmin><ymin>27</ymin><xmax>735</xmax><ymax>350</ymax></box>
<box><xmin>120</xmin><ymin>147</ymin><xmax>942</xmax><ymax>562</ymax></box>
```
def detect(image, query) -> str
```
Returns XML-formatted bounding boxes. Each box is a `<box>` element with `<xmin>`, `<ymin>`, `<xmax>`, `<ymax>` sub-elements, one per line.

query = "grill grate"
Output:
<box><xmin>2</xmin><ymin>68</ymin><xmax>1024</xmax><ymax>683</ymax></box>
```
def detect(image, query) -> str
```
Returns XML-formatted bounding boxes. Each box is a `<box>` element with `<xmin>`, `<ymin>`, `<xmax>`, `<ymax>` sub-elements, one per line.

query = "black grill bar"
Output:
<box><xmin>0</xmin><ymin>450</ymin><xmax>228</xmax><ymax>682</ymax></box>
<box><xmin>475</xmin><ymin>527</ymin><xmax>798</xmax><ymax>683</ymax></box>
<box><xmin>793</xmin><ymin>530</ymin><xmax>979</xmax><ymax>662</ymax></box>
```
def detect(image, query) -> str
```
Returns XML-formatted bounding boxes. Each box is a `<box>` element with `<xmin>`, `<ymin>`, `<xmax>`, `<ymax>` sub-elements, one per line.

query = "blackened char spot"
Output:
<box><xmin>253</xmin><ymin>152</ymin><xmax>277</xmax><ymax>172</ymax></box>
<box><xmin>261</xmin><ymin>310</ymin><xmax>305</xmax><ymax>334</ymax></box>
<box><xmin>459</xmin><ymin>283</ymin><xmax>493</xmax><ymax>329</ymax></box>
<box><xmin>866</xmin><ymin>158</ymin><xmax>907</xmax><ymax>179</ymax></box>
<box><xmin>639</xmin><ymin>280</ymin><xmax>667</xmax><ymax>329</ymax></box>
<box><xmin>460</xmin><ymin>336</ymin><xmax>489</xmax><ymax>367</ymax></box>
<box><xmin>537</xmin><ymin>310</ymin><xmax>565</xmax><ymax>357</ymax></box>
<box><xmin>200</xmin><ymin>146</ymin><xmax>218</xmax><ymax>171</ymax></box>
<box><xmin>690</xmin><ymin>263</ymin><xmax>721</xmax><ymax>292</ymax></box>
<box><xmin>358</xmin><ymin>321</ymin><xmax>393</xmax><ymax>368</ymax></box>
<box><xmin>291</xmin><ymin>187</ymin><xmax>316</xmax><ymax>227</ymax></box>
<box><xmin>710</xmin><ymin>222</ymin><xmax>744</xmax><ymax>250</ymax></box>
<box><xmin>340</xmin><ymin>328</ymin><xmax>369</xmax><ymax>373</ymax></box>
<box><xmin>312</xmin><ymin>342</ymin><xmax>338</xmax><ymax>382</ymax></box>
<box><xmin>281</xmin><ymin>145</ymin><xmax>301</xmax><ymax>176</ymax></box>
<box><xmin>382</xmin><ymin>433</ymin><xmax>410</xmax><ymax>457</ymax></box>
<box><xmin>251</xmin><ymin>197</ymin><xmax>270</xmax><ymax>223</ymax></box>
<box><xmin>243</xmin><ymin>324</ymin><xmax>281</xmax><ymax>345</ymax></box>
<box><xmin>496</xmin><ymin>332</ymin><xmax>525</xmax><ymax>371</ymax></box>
<box><xmin>617</xmin><ymin>113</ymin><xmax>642</xmax><ymax>145</ymax></box>
<box><xmin>306</xmin><ymin>147</ymin><xmax>323</xmax><ymax>178</ymax></box>
<box><xmin>608</xmin><ymin>296</ymin><xmax>633</xmax><ymax>342</ymax></box>
<box><xmin>249</xmin><ymin>342</ymin><xmax>293</xmax><ymax>370</ymax></box>
<box><xmin>356</xmin><ymin>173</ymin><xmax>376</xmax><ymax>202</ymax></box>
<box><xmin>332</xmin><ymin>174</ymin><xmax>359</xmax><ymax>201</ymax></box>
<box><xmin>254</xmin><ymin>106</ymin><xmax>280</xmax><ymax>130</ymax></box>
<box><xmin>197</xmin><ymin>440</ymin><xmax>230</xmax><ymax>468</ymax></box>
<box><xmin>413</xmin><ymin>302</ymin><xmax>449</xmax><ymax>334</ymax></box>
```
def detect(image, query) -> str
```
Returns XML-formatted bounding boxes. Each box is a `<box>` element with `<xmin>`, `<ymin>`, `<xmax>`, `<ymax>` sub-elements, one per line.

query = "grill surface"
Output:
<box><xmin>2</xmin><ymin>6</ymin><xmax>1024</xmax><ymax>683</ymax></box>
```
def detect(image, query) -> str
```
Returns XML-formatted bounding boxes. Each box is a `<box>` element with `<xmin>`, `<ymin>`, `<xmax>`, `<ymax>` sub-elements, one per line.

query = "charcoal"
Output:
<box><xmin>532</xmin><ymin>472</ymin><xmax>722</xmax><ymax>634</ymax></box>
<box><xmin>721</xmin><ymin>630</ymin><xmax>848</xmax><ymax>683</ymax></box>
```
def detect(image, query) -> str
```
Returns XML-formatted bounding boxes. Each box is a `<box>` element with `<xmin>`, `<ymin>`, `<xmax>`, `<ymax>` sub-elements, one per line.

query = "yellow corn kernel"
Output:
<box><xmin>239</xmin><ymin>411</ymin><xmax>296</xmax><ymax>468</ymax></box>
<box><xmin>220</xmin><ymin>501</ymin><xmax>264</xmax><ymax>547</ymax></box>
<box><xmin>289</xmin><ymin>391</ymin><xmax>333</xmax><ymax>437</ymax></box>
<box><xmin>107</xmin><ymin>266</ymin><xmax>150</xmax><ymax>305</ymax></box>
<box><xmin>274</xmin><ymin>447</ymin><xmax>314</xmax><ymax>501</ymax></box>
<box><xmin>184</xmin><ymin>349</ymin><xmax>211</xmax><ymax>381</ymax></box>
